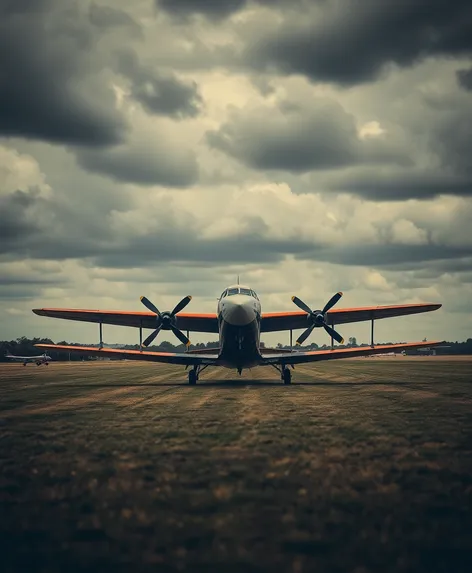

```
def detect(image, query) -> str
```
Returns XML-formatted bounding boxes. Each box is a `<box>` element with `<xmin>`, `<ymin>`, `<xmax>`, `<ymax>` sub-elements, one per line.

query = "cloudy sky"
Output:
<box><xmin>1</xmin><ymin>0</ymin><xmax>471</xmax><ymax>346</ymax></box>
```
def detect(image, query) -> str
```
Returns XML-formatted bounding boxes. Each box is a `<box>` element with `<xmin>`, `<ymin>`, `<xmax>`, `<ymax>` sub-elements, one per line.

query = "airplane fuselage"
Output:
<box><xmin>6</xmin><ymin>354</ymin><xmax>51</xmax><ymax>365</ymax></box>
<box><xmin>217</xmin><ymin>285</ymin><xmax>262</xmax><ymax>369</ymax></box>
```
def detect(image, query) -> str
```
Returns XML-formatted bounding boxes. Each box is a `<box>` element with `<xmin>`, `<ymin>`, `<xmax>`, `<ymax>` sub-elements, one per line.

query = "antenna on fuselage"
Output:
<box><xmin>237</xmin><ymin>274</ymin><xmax>240</xmax><ymax>285</ymax></box>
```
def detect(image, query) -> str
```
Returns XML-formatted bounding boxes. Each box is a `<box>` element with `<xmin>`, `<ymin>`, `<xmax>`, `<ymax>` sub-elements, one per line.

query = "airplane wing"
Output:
<box><xmin>260</xmin><ymin>303</ymin><xmax>441</xmax><ymax>332</ymax></box>
<box><xmin>261</xmin><ymin>341</ymin><xmax>445</xmax><ymax>365</ymax></box>
<box><xmin>34</xmin><ymin>344</ymin><xmax>219</xmax><ymax>366</ymax></box>
<box><xmin>32</xmin><ymin>309</ymin><xmax>219</xmax><ymax>334</ymax></box>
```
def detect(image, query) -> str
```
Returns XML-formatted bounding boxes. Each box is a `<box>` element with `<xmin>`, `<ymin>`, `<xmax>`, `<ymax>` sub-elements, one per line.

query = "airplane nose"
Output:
<box><xmin>223</xmin><ymin>296</ymin><xmax>256</xmax><ymax>326</ymax></box>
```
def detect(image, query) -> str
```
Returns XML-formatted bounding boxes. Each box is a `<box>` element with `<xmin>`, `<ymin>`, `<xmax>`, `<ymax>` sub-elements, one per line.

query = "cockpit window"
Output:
<box><xmin>250</xmin><ymin>290</ymin><xmax>259</xmax><ymax>300</ymax></box>
<box><xmin>239</xmin><ymin>288</ymin><xmax>251</xmax><ymax>296</ymax></box>
<box><xmin>220</xmin><ymin>290</ymin><xmax>228</xmax><ymax>298</ymax></box>
<box><xmin>227</xmin><ymin>288</ymin><xmax>239</xmax><ymax>296</ymax></box>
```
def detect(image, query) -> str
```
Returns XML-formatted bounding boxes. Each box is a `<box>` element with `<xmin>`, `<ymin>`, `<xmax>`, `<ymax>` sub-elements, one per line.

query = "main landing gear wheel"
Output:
<box><xmin>188</xmin><ymin>370</ymin><xmax>197</xmax><ymax>385</ymax></box>
<box><xmin>282</xmin><ymin>367</ymin><xmax>292</xmax><ymax>385</ymax></box>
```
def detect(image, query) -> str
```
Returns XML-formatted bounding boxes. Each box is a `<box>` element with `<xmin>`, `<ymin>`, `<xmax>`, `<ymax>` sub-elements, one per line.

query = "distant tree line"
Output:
<box><xmin>1</xmin><ymin>336</ymin><xmax>471</xmax><ymax>362</ymax></box>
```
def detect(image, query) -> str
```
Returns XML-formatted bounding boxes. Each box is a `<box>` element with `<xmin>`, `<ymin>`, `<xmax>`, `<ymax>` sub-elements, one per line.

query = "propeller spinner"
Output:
<box><xmin>140</xmin><ymin>295</ymin><xmax>192</xmax><ymax>347</ymax></box>
<box><xmin>292</xmin><ymin>292</ymin><xmax>344</xmax><ymax>346</ymax></box>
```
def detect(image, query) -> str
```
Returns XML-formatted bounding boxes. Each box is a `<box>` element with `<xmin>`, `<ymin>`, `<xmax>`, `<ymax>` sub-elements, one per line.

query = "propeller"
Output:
<box><xmin>140</xmin><ymin>295</ymin><xmax>192</xmax><ymax>347</ymax></box>
<box><xmin>292</xmin><ymin>292</ymin><xmax>344</xmax><ymax>346</ymax></box>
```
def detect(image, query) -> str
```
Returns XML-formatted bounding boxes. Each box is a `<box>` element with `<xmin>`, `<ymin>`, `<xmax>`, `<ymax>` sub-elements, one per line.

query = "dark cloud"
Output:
<box><xmin>306</xmin><ymin>243</ymin><xmax>472</xmax><ymax>269</ymax></box>
<box><xmin>155</xmin><ymin>0</ymin><xmax>247</xmax><ymax>20</ymax></box>
<box><xmin>206</xmin><ymin>98</ymin><xmax>409</xmax><ymax>173</ymax></box>
<box><xmin>457</xmin><ymin>67</ymin><xmax>472</xmax><ymax>90</ymax></box>
<box><xmin>88</xmin><ymin>2</ymin><xmax>142</xmax><ymax>35</ymax></box>
<box><xmin>115</xmin><ymin>50</ymin><xmax>203</xmax><ymax>118</ymax></box>
<box><xmin>0</xmin><ymin>0</ymin><xmax>139</xmax><ymax>146</ymax></box>
<box><xmin>288</xmin><ymin>81</ymin><xmax>472</xmax><ymax>201</ymax></box>
<box><xmin>322</xmin><ymin>169</ymin><xmax>472</xmax><ymax>200</ymax></box>
<box><xmin>93</xmin><ymin>232</ymin><xmax>314</xmax><ymax>269</ymax></box>
<box><xmin>0</xmin><ymin>189</ymin><xmax>45</xmax><ymax>246</ymax></box>
<box><xmin>244</xmin><ymin>0</ymin><xmax>472</xmax><ymax>85</ymax></box>
<box><xmin>427</xmin><ymin>103</ymin><xmax>472</xmax><ymax>177</ymax></box>
<box><xmin>75</xmin><ymin>137</ymin><xmax>199</xmax><ymax>187</ymax></box>
<box><xmin>0</xmin><ymin>285</ymin><xmax>46</xmax><ymax>301</ymax></box>
<box><xmin>206</xmin><ymin>99</ymin><xmax>358</xmax><ymax>171</ymax></box>
<box><xmin>154</xmin><ymin>0</ymin><xmax>306</xmax><ymax>21</ymax></box>
<box><xmin>0</xmin><ymin>186</ymin><xmax>108</xmax><ymax>260</ymax></box>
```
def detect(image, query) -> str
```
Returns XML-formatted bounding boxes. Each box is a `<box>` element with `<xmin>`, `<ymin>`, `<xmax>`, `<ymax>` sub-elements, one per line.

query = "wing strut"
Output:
<box><xmin>99</xmin><ymin>322</ymin><xmax>103</xmax><ymax>349</ymax></box>
<box><xmin>330</xmin><ymin>316</ymin><xmax>334</xmax><ymax>350</ymax></box>
<box><xmin>371</xmin><ymin>313</ymin><xmax>375</xmax><ymax>347</ymax></box>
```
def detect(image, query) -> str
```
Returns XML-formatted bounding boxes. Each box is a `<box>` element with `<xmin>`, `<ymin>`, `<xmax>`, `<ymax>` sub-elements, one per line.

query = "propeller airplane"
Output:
<box><xmin>33</xmin><ymin>285</ymin><xmax>443</xmax><ymax>384</ymax></box>
<box><xmin>6</xmin><ymin>352</ymin><xmax>52</xmax><ymax>366</ymax></box>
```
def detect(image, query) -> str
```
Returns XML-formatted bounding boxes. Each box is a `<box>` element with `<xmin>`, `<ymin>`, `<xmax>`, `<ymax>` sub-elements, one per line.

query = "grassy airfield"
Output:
<box><xmin>1</xmin><ymin>357</ymin><xmax>472</xmax><ymax>572</ymax></box>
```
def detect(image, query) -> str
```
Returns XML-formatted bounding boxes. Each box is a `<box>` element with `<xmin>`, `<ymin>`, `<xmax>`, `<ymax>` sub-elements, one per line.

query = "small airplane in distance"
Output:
<box><xmin>369</xmin><ymin>350</ymin><xmax>406</xmax><ymax>357</ymax></box>
<box><xmin>5</xmin><ymin>352</ymin><xmax>52</xmax><ymax>366</ymax></box>
<box><xmin>33</xmin><ymin>285</ymin><xmax>443</xmax><ymax>384</ymax></box>
<box><xmin>416</xmin><ymin>344</ymin><xmax>451</xmax><ymax>356</ymax></box>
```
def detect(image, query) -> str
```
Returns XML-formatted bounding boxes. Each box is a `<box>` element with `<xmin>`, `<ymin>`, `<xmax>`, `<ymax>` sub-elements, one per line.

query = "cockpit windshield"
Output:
<box><xmin>221</xmin><ymin>287</ymin><xmax>259</xmax><ymax>298</ymax></box>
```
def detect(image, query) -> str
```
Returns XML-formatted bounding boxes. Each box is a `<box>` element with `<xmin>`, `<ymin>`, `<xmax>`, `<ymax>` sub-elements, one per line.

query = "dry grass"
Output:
<box><xmin>1</xmin><ymin>358</ymin><xmax>472</xmax><ymax>572</ymax></box>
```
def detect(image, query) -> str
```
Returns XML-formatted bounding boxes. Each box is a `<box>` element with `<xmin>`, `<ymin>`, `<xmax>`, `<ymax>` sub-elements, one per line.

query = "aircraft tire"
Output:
<box><xmin>283</xmin><ymin>367</ymin><xmax>292</xmax><ymax>385</ymax></box>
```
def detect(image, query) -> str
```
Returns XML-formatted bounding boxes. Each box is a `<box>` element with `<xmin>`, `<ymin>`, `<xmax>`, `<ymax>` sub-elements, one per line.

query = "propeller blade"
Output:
<box><xmin>291</xmin><ymin>296</ymin><xmax>313</xmax><ymax>315</ymax></box>
<box><xmin>170</xmin><ymin>325</ymin><xmax>191</xmax><ymax>347</ymax></box>
<box><xmin>143</xmin><ymin>325</ymin><xmax>162</xmax><ymax>347</ymax></box>
<box><xmin>324</xmin><ymin>323</ymin><xmax>344</xmax><ymax>344</ymax></box>
<box><xmin>322</xmin><ymin>291</ymin><xmax>343</xmax><ymax>314</ymax></box>
<box><xmin>171</xmin><ymin>295</ymin><xmax>192</xmax><ymax>316</ymax></box>
<box><xmin>296</xmin><ymin>324</ymin><xmax>316</xmax><ymax>346</ymax></box>
<box><xmin>140</xmin><ymin>296</ymin><xmax>161</xmax><ymax>317</ymax></box>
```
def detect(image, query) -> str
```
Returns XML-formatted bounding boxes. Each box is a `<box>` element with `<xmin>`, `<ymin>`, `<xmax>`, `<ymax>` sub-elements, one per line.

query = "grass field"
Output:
<box><xmin>1</xmin><ymin>358</ymin><xmax>472</xmax><ymax>572</ymax></box>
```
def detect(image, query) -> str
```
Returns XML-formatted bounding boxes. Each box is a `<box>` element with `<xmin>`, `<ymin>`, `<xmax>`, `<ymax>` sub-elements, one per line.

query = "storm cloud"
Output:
<box><xmin>75</xmin><ymin>124</ymin><xmax>199</xmax><ymax>187</ymax></box>
<box><xmin>457</xmin><ymin>67</ymin><xmax>472</xmax><ymax>90</ymax></box>
<box><xmin>0</xmin><ymin>0</ymin><xmax>134</xmax><ymax>146</ymax></box>
<box><xmin>115</xmin><ymin>50</ymin><xmax>203</xmax><ymax>118</ymax></box>
<box><xmin>243</xmin><ymin>0</ymin><xmax>472</xmax><ymax>85</ymax></box>
<box><xmin>155</xmin><ymin>0</ymin><xmax>248</xmax><ymax>20</ymax></box>
<box><xmin>206</xmin><ymin>97</ymin><xmax>410</xmax><ymax>173</ymax></box>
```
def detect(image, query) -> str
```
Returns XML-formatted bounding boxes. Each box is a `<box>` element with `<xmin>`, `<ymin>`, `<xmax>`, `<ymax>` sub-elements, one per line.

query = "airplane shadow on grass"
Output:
<box><xmin>49</xmin><ymin>379</ymin><xmax>428</xmax><ymax>388</ymax></box>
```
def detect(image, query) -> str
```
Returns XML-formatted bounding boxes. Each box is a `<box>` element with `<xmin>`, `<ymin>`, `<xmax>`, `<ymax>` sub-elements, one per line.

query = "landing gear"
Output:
<box><xmin>187</xmin><ymin>364</ymin><xmax>209</xmax><ymax>385</ymax></box>
<box><xmin>282</xmin><ymin>367</ymin><xmax>292</xmax><ymax>385</ymax></box>
<box><xmin>270</xmin><ymin>364</ymin><xmax>294</xmax><ymax>384</ymax></box>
